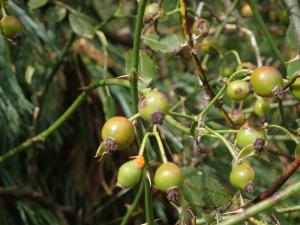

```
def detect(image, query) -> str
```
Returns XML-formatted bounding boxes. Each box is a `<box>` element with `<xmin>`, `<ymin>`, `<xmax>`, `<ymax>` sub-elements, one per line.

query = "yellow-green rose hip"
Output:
<box><xmin>154</xmin><ymin>162</ymin><xmax>183</xmax><ymax>192</ymax></box>
<box><xmin>230</xmin><ymin>163</ymin><xmax>255</xmax><ymax>189</ymax></box>
<box><xmin>138</xmin><ymin>90</ymin><xmax>169</xmax><ymax>124</ymax></box>
<box><xmin>250</xmin><ymin>66</ymin><xmax>283</xmax><ymax>97</ymax></box>
<box><xmin>1</xmin><ymin>15</ymin><xmax>22</xmax><ymax>38</ymax></box>
<box><xmin>101</xmin><ymin>116</ymin><xmax>135</xmax><ymax>150</ymax></box>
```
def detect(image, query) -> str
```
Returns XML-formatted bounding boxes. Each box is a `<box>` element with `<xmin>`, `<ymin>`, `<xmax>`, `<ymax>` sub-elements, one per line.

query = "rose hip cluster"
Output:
<box><xmin>97</xmin><ymin>64</ymin><xmax>300</xmax><ymax>199</ymax></box>
<box><xmin>99</xmin><ymin>90</ymin><xmax>183</xmax><ymax>200</ymax></box>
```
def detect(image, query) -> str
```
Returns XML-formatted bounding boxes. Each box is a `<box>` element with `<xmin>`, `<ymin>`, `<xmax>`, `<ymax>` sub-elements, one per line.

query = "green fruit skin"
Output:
<box><xmin>230</xmin><ymin>163</ymin><xmax>255</xmax><ymax>189</ymax></box>
<box><xmin>1</xmin><ymin>15</ymin><xmax>22</xmax><ymax>38</ymax></box>
<box><xmin>138</xmin><ymin>90</ymin><xmax>169</xmax><ymax>123</ymax></box>
<box><xmin>237</xmin><ymin>123</ymin><xmax>266</xmax><ymax>149</ymax></box>
<box><xmin>117</xmin><ymin>160</ymin><xmax>142</xmax><ymax>188</ymax></box>
<box><xmin>200</xmin><ymin>36</ymin><xmax>217</xmax><ymax>54</ymax></box>
<box><xmin>229</xmin><ymin>110</ymin><xmax>245</xmax><ymax>126</ymax></box>
<box><xmin>250</xmin><ymin>66</ymin><xmax>283</xmax><ymax>97</ymax></box>
<box><xmin>226</xmin><ymin>80</ymin><xmax>250</xmax><ymax>100</ymax></box>
<box><xmin>295</xmin><ymin>144</ymin><xmax>300</xmax><ymax>158</ymax></box>
<box><xmin>154</xmin><ymin>162</ymin><xmax>183</xmax><ymax>192</ymax></box>
<box><xmin>101</xmin><ymin>117</ymin><xmax>135</xmax><ymax>149</ymax></box>
<box><xmin>254</xmin><ymin>98</ymin><xmax>270</xmax><ymax>117</ymax></box>
<box><xmin>291</xmin><ymin>77</ymin><xmax>300</xmax><ymax>100</ymax></box>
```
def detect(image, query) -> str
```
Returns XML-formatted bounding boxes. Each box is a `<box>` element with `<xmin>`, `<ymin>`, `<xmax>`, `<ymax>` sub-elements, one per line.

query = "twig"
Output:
<box><xmin>218</xmin><ymin>180</ymin><xmax>300</xmax><ymax>225</ymax></box>
<box><xmin>244</xmin><ymin>155</ymin><xmax>300</xmax><ymax>207</ymax></box>
<box><xmin>0</xmin><ymin>78</ymin><xmax>142</xmax><ymax>163</ymax></box>
<box><xmin>179</xmin><ymin>0</ymin><xmax>235</xmax><ymax>128</ymax></box>
<box><xmin>240</xmin><ymin>27</ymin><xmax>262</xmax><ymax>67</ymax></box>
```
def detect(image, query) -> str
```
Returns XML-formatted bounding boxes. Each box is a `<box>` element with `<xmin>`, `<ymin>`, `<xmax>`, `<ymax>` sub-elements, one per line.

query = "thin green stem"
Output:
<box><xmin>204</xmin><ymin>125</ymin><xmax>238</xmax><ymax>159</ymax></box>
<box><xmin>267</xmin><ymin>124</ymin><xmax>299</xmax><ymax>144</ymax></box>
<box><xmin>276</xmin><ymin>205</ymin><xmax>300</xmax><ymax>213</ymax></box>
<box><xmin>165</xmin><ymin>115</ymin><xmax>190</xmax><ymax>134</ymax></box>
<box><xmin>0</xmin><ymin>0</ymin><xmax>6</xmax><ymax>16</ymax></box>
<box><xmin>138</xmin><ymin>132</ymin><xmax>153</xmax><ymax>156</ymax></box>
<box><xmin>0</xmin><ymin>78</ymin><xmax>145</xmax><ymax>163</ymax></box>
<box><xmin>247</xmin><ymin>0</ymin><xmax>286</xmax><ymax>67</ymax></box>
<box><xmin>0</xmin><ymin>92</ymin><xmax>87</xmax><ymax>163</ymax></box>
<box><xmin>199</xmin><ymin>69</ymin><xmax>251</xmax><ymax>116</ymax></box>
<box><xmin>223</xmin><ymin>50</ymin><xmax>242</xmax><ymax>65</ymax></box>
<box><xmin>278</xmin><ymin>100</ymin><xmax>286</xmax><ymax>126</ymax></box>
<box><xmin>120</xmin><ymin>171</ymin><xmax>145</xmax><ymax>225</ymax></box>
<box><xmin>284</xmin><ymin>75</ymin><xmax>300</xmax><ymax>89</ymax></box>
<box><xmin>130</xmin><ymin>0</ymin><xmax>148</xmax><ymax>113</ymax></box>
<box><xmin>219</xmin><ymin>180</ymin><xmax>300</xmax><ymax>225</ymax></box>
<box><xmin>153</xmin><ymin>125</ymin><xmax>168</xmax><ymax>163</ymax></box>
<box><xmin>128</xmin><ymin>113</ymin><xmax>140</xmax><ymax>122</ymax></box>
<box><xmin>168</xmin><ymin>111</ymin><xmax>196</xmax><ymax>121</ymax></box>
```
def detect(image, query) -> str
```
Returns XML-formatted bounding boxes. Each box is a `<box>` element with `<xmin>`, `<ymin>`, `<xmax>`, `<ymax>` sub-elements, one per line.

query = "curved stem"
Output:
<box><xmin>0</xmin><ymin>92</ymin><xmax>87</xmax><ymax>163</ymax></box>
<box><xmin>128</xmin><ymin>113</ymin><xmax>140</xmax><ymax>122</ymax></box>
<box><xmin>0</xmin><ymin>0</ymin><xmax>6</xmax><ymax>16</ymax></box>
<box><xmin>246</xmin><ymin>0</ymin><xmax>286</xmax><ymax>68</ymax></box>
<box><xmin>200</xmin><ymin>69</ymin><xmax>252</xmax><ymax>116</ymax></box>
<box><xmin>223</xmin><ymin>50</ymin><xmax>242</xmax><ymax>65</ymax></box>
<box><xmin>267</xmin><ymin>124</ymin><xmax>299</xmax><ymax>144</ymax></box>
<box><xmin>153</xmin><ymin>125</ymin><xmax>168</xmax><ymax>163</ymax></box>
<box><xmin>165</xmin><ymin>115</ymin><xmax>190</xmax><ymax>134</ymax></box>
<box><xmin>168</xmin><ymin>111</ymin><xmax>196</xmax><ymax>121</ymax></box>
<box><xmin>138</xmin><ymin>132</ymin><xmax>153</xmax><ymax>156</ymax></box>
<box><xmin>204</xmin><ymin>125</ymin><xmax>238</xmax><ymax>159</ymax></box>
<box><xmin>219</xmin><ymin>180</ymin><xmax>300</xmax><ymax>225</ymax></box>
<box><xmin>0</xmin><ymin>78</ymin><xmax>145</xmax><ymax>163</ymax></box>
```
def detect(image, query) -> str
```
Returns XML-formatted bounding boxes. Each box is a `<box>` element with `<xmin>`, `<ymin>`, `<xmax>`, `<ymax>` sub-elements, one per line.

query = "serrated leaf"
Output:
<box><xmin>28</xmin><ymin>0</ymin><xmax>48</xmax><ymax>9</ymax></box>
<box><xmin>44</xmin><ymin>5</ymin><xmax>67</xmax><ymax>23</ymax></box>
<box><xmin>143</xmin><ymin>34</ymin><xmax>184</xmax><ymax>53</ymax></box>
<box><xmin>69</xmin><ymin>13</ymin><xmax>94</xmax><ymax>39</ymax></box>
<box><xmin>287</xmin><ymin>59</ymin><xmax>300</xmax><ymax>79</ymax></box>
<box><xmin>181</xmin><ymin>167</ymin><xmax>230</xmax><ymax>213</ymax></box>
<box><xmin>125</xmin><ymin>50</ymin><xmax>156</xmax><ymax>84</ymax></box>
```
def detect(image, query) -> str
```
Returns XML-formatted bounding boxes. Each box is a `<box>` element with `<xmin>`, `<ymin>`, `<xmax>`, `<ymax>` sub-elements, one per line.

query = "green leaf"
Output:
<box><xmin>125</xmin><ymin>50</ymin><xmax>157</xmax><ymax>84</ymax></box>
<box><xmin>287</xmin><ymin>59</ymin><xmax>300</xmax><ymax>79</ymax></box>
<box><xmin>44</xmin><ymin>5</ymin><xmax>67</xmax><ymax>23</ymax></box>
<box><xmin>68</xmin><ymin>13</ymin><xmax>95</xmax><ymax>39</ymax></box>
<box><xmin>287</xmin><ymin>22</ymin><xmax>298</xmax><ymax>49</ymax></box>
<box><xmin>28</xmin><ymin>0</ymin><xmax>48</xmax><ymax>9</ymax></box>
<box><xmin>143</xmin><ymin>34</ymin><xmax>184</xmax><ymax>53</ymax></box>
<box><xmin>181</xmin><ymin>167</ymin><xmax>230</xmax><ymax>213</ymax></box>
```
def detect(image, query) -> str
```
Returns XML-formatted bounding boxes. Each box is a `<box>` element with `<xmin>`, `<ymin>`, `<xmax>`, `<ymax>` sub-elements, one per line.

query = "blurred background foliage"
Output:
<box><xmin>0</xmin><ymin>0</ymin><xmax>300</xmax><ymax>224</ymax></box>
